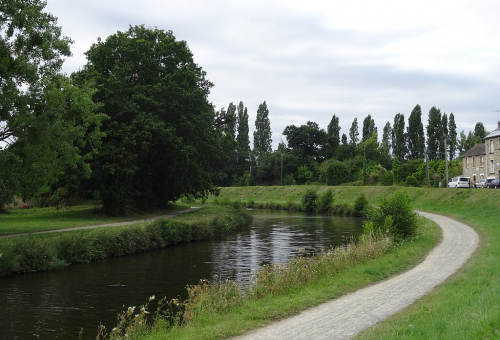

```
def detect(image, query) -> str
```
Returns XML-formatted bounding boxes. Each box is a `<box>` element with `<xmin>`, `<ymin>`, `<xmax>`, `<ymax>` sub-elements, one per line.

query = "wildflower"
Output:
<box><xmin>149</xmin><ymin>295</ymin><xmax>155</xmax><ymax>301</ymax></box>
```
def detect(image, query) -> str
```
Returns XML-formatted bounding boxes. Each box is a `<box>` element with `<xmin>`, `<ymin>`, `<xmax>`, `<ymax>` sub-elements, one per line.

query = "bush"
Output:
<box><xmin>368</xmin><ymin>190</ymin><xmax>417</xmax><ymax>240</ymax></box>
<box><xmin>353</xmin><ymin>193</ymin><xmax>369</xmax><ymax>216</ymax></box>
<box><xmin>301</xmin><ymin>189</ymin><xmax>318</xmax><ymax>213</ymax></box>
<box><xmin>316</xmin><ymin>189</ymin><xmax>333</xmax><ymax>213</ymax></box>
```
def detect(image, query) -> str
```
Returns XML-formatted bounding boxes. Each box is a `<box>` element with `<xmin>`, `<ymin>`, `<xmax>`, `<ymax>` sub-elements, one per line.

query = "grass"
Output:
<box><xmin>0</xmin><ymin>204</ymin><xmax>191</xmax><ymax>236</ymax></box>
<box><xmin>124</xmin><ymin>185</ymin><xmax>499</xmax><ymax>340</ymax></box>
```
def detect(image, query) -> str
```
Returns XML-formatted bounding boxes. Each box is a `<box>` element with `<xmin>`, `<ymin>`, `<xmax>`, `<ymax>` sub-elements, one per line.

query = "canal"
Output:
<box><xmin>0</xmin><ymin>210</ymin><xmax>365</xmax><ymax>339</ymax></box>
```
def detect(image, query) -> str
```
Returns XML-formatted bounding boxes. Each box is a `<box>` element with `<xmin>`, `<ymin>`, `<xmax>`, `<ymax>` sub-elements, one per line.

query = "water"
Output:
<box><xmin>0</xmin><ymin>210</ymin><xmax>364</xmax><ymax>339</ymax></box>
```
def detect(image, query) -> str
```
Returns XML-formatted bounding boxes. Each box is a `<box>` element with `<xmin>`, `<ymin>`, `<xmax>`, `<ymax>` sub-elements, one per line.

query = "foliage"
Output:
<box><xmin>253</xmin><ymin>101</ymin><xmax>272</xmax><ymax>162</ymax></box>
<box><xmin>392</xmin><ymin>113</ymin><xmax>406</xmax><ymax>159</ymax></box>
<box><xmin>353</xmin><ymin>193</ymin><xmax>369</xmax><ymax>216</ymax></box>
<box><xmin>301</xmin><ymin>189</ymin><xmax>318</xmax><ymax>213</ymax></box>
<box><xmin>426</xmin><ymin>106</ymin><xmax>442</xmax><ymax>160</ymax></box>
<box><xmin>407</xmin><ymin>104</ymin><xmax>425</xmax><ymax>160</ymax></box>
<box><xmin>319</xmin><ymin>159</ymin><xmax>353</xmax><ymax>186</ymax></box>
<box><xmin>76</xmin><ymin>25</ymin><xmax>217</xmax><ymax>215</ymax></box>
<box><xmin>296</xmin><ymin>165</ymin><xmax>314</xmax><ymax>184</ymax></box>
<box><xmin>283</xmin><ymin>121</ymin><xmax>329</xmax><ymax>163</ymax></box>
<box><xmin>367</xmin><ymin>190</ymin><xmax>417</xmax><ymax>240</ymax></box>
<box><xmin>316</xmin><ymin>189</ymin><xmax>333</xmax><ymax>213</ymax></box>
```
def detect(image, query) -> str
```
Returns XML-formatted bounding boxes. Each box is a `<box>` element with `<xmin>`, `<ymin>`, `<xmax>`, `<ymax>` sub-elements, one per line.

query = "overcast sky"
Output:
<box><xmin>46</xmin><ymin>0</ymin><xmax>500</xmax><ymax>149</ymax></box>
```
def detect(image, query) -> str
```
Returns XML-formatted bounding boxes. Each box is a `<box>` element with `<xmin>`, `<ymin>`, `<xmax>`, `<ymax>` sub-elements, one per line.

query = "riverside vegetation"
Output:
<box><xmin>95</xmin><ymin>186</ymin><xmax>444</xmax><ymax>340</ymax></box>
<box><xmin>0</xmin><ymin>205</ymin><xmax>252</xmax><ymax>276</ymax></box>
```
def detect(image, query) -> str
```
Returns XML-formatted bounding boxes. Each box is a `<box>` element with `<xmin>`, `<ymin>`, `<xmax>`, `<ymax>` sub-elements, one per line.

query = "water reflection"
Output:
<box><xmin>0</xmin><ymin>209</ymin><xmax>364</xmax><ymax>339</ymax></box>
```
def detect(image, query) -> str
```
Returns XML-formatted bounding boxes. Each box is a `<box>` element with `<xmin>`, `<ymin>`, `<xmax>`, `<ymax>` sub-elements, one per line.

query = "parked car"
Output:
<box><xmin>476</xmin><ymin>179</ymin><xmax>488</xmax><ymax>188</ymax></box>
<box><xmin>487</xmin><ymin>179</ymin><xmax>500</xmax><ymax>189</ymax></box>
<box><xmin>448</xmin><ymin>177</ymin><xmax>470</xmax><ymax>188</ymax></box>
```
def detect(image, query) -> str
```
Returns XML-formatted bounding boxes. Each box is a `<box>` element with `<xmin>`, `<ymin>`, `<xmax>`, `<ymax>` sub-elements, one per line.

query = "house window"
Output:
<box><xmin>490</xmin><ymin>140</ymin><xmax>494</xmax><ymax>153</ymax></box>
<box><xmin>480</xmin><ymin>155</ymin><xmax>484</xmax><ymax>167</ymax></box>
<box><xmin>472</xmin><ymin>156</ymin><xmax>475</xmax><ymax>168</ymax></box>
<box><xmin>490</xmin><ymin>160</ymin><xmax>495</xmax><ymax>174</ymax></box>
<box><xmin>466</xmin><ymin>157</ymin><xmax>469</xmax><ymax>168</ymax></box>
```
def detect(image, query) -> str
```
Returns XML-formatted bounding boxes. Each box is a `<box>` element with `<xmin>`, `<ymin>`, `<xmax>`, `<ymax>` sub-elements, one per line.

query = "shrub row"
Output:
<box><xmin>213</xmin><ymin>191</ymin><xmax>369</xmax><ymax>217</ymax></box>
<box><xmin>0</xmin><ymin>207</ymin><xmax>252</xmax><ymax>277</ymax></box>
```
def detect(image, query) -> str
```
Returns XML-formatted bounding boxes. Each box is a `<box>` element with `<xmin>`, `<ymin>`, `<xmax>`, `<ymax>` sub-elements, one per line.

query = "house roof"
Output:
<box><xmin>461</xmin><ymin>143</ymin><xmax>485</xmax><ymax>158</ymax></box>
<box><xmin>485</xmin><ymin>127</ymin><xmax>500</xmax><ymax>139</ymax></box>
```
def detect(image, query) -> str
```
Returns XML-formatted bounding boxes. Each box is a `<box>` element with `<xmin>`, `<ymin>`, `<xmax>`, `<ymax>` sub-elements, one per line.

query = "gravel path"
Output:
<box><xmin>0</xmin><ymin>207</ymin><xmax>200</xmax><ymax>239</ymax></box>
<box><xmin>234</xmin><ymin>211</ymin><xmax>479</xmax><ymax>340</ymax></box>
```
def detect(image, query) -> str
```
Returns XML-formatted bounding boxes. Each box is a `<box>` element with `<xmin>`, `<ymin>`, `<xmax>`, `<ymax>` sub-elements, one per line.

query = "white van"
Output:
<box><xmin>448</xmin><ymin>177</ymin><xmax>470</xmax><ymax>188</ymax></box>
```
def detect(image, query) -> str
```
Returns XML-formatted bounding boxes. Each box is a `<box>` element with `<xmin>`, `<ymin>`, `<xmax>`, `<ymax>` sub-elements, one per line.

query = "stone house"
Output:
<box><xmin>484</xmin><ymin>122</ymin><xmax>500</xmax><ymax>179</ymax></box>
<box><xmin>462</xmin><ymin>143</ymin><xmax>485</xmax><ymax>184</ymax></box>
<box><xmin>462</xmin><ymin>122</ymin><xmax>500</xmax><ymax>182</ymax></box>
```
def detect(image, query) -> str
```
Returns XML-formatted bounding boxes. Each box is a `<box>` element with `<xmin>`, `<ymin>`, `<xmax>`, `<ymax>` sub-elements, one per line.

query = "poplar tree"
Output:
<box><xmin>426</xmin><ymin>106</ymin><xmax>442</xmax><ymax>161</ymax></box>
<box><xmin>253</xmin><ymin>101</ymin><xmax>272</xmax><ymax>163</ymax></box>
<box><xmin>327</xmin><ymin>114</ymin><xmax>341</xmax><ymax>154</ymax></box>
<box><xmin>382</xmin><ymin>121</ymin><xmax>392</xmax><ymax>154</ymax></box>
<box><xmin>447</xmin><ymin>113</ymin><xmax>457</xmax><ymax>160</ymax></box>
<box><xmin>406</xmin><ymin>104</ymin><xmax>425</xmax><ymax>160</ymax></box>
<box><xmin>236</xmin><ymin>101</ymin><xmax>250</xmax><ymax>173</ymax></box>
<box><xmin>439</xmin><ymin>113</ymin><xmax>448</xmax><ymax>160</ymax></box>
<box><xmin>362</xmin><ymin>114</ymin><xmax>377</xmax><ymax>141</ymax></box>
<box><xmin>349</xmin><ymin>118</ymin><xmax>359</xmax><ymax>146</ymax></box>
<box><xmin>392</xmin><ymin>113</ymin><xmax>406</xmax><ymax>159</ymax></box>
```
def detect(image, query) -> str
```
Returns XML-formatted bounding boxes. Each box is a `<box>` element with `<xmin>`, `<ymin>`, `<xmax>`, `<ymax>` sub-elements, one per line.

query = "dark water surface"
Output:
<box><xmin>0</xmin><ymin>210</ymin><xmax>364</xmax><ymax>339</ymax></box>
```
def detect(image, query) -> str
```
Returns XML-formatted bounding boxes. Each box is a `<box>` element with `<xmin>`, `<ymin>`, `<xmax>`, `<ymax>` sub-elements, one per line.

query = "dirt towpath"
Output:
<box><xmin>234</xmin><ymin>211</ymin><xmax>479</xmax><ymax>340</ymax></box>
<box><xmin>0</xmin><ymin>207</ymin><xmax>200</xmax><ymax>239</ymax></box>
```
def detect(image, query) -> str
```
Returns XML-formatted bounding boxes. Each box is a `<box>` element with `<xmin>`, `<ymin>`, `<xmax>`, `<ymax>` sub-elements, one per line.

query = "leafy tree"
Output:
<box><xmin>78</xmin><ymin>25</ymin><xmax>216</xmax><ymax>215</ymax></box>
<box><xmin>349</xmin><ymin>117</ymin><xmax>359</xmax><ymax>146</ymax></box>
<box><xmin>253</xmin><ymin>101</ymin><xmax>272</xmax><ymax>163</ymax></box>
<box><xmin>283</xmin><ymin>121</ymin><xmax>328</xmax><ymax>163</ymax></box>
<box><xmin>362</xmin><ymin>114</ymin><xmax>377</xmax><ymax>141</ymax></box>
<box><xmin>336</xmin><ymin>133</ymin><xmax>351</xmax><ymax>161</ymax></box>
<box><xmin>426</xmin><ymin>106</ymin><xmax>442</xmax><ymax>160</ymax></box>
<box><xmin>448</xmin><ymin>113</ymin><xmax>457</xmax><ymax>160</ymax></box>
<box><xmin>0</xmin><ymin>1</ymin><xmax>105</xmax><ymax>208</ymax></box>
<box><xmin>327</xmin><ymin>114</ymin><xmax>341</xmax><ymax>155</ymax></box>
<box><xmin>392</xmin><ymin>113</ymin><xmax>406</xmax><ymax>159</ymax></box>
<box><xmin>406</xmin><ymin>104</ymin><xmax>425</xmax><ymax>160</ymax></box>
<box><xmin>1</xmin><ymin>0</ymin><xmax>73</xmax><ymax>144</ymax></box>
<box><xmin>296</xmin><ymin>165</ymin><xmax>314</xmax><ymax>184</ymax></box>
<box><xmin>319</xmin><ymin>159</ymin><xmax>353</xmax><ymax>185</ymax></box>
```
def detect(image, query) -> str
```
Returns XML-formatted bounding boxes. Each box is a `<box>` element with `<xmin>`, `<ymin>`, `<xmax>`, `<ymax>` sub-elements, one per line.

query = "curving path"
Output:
<box><xmin>234</xmin><ymin>211</ymin><xmax>479</xmax><ymax>340</ymax></box>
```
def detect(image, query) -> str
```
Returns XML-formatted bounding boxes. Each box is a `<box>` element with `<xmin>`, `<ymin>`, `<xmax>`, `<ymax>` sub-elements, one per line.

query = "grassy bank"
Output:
<box><xmin>0</xmin><ymin>204</ymin><xmax>192</xmax><ymax>236</ymax></box>
<box><xmin>0</xmin><ymin>206</ymin><xmax>252</xmax><ymax>276</ymax></box>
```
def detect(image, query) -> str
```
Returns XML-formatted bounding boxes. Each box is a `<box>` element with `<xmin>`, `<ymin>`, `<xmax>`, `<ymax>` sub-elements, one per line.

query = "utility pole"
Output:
<box><xmin>425</xmin><ymin>147</ymin><xmax>430</xmax><ymax>188</ymax></box>
<box><xmin>444</xmin><ymin>136</ymin><xmax>449</xmax><ymax>185</ymax></box>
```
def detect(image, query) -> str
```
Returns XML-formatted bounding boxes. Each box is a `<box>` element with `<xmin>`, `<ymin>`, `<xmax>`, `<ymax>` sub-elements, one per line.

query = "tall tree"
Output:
<box><xmin>236</xmin><ymin>101</ymin><xmax>250</xmax><ymax>174</ymax></box>
<box><xmin>253</xmin><ymin>101</ymin><xmax>272</xmax><ymax>163</ymax></box>
<box><xmin>78</xmin><ymin>25</ymin><xmax>216</xmax><ymax>215</ymax></box>
<box><xmin>474</xmin><ymin>122</ymin><xmax>486</xmax><ymax>143</ymax></box>
<box><xmin>0</xmin><ymin>1</ymin><xmax>105</xmax><ymax>208</ymax></box>
<box><xmin>447</xmin><ymin>113</ymin><xmax>457</xmax><ymax>160</ymax></box>
<box><xmin>327</xmin><ymin>114</ymin><xmax>341</xmax><ymax>155</ymax></box>
<box><xmin>426</xmin><ymin>106</ymin><xmax>442</xmax><ymax>161</ymax></box>
<box><xmin>406</xmin><ymin>104</ymin><xmax>425</xmax><ymax>160</ymax></box>
<box><xmin>362</xmin><ymin>114</ymin><xmax>377</xmax><ymax>141</ymax></box>
<box><xmin>349</xmin><ymin>118</ymin><xmax>359</xmax><ymax>146</ymax></box>
<box><xmin>382</xmin><ymin>121</ymin><xmax>392</xmax><ymax>154</ymax></box>
<box><xmin>392</xmin><ymin>113</ymin><xmax>406</xmax><ymax>159</ymax></box>
<box><xmin>439</xmin><ymin>113</ymin><xmax>448</xmax><ymax>160</ymax></box>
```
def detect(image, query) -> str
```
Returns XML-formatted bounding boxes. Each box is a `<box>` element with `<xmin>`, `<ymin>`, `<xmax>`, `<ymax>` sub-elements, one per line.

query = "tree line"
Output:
<box><xmin>0</xmin><ymin>1</ymin><xmax>488</xmax><ymax>214</ymax></box>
